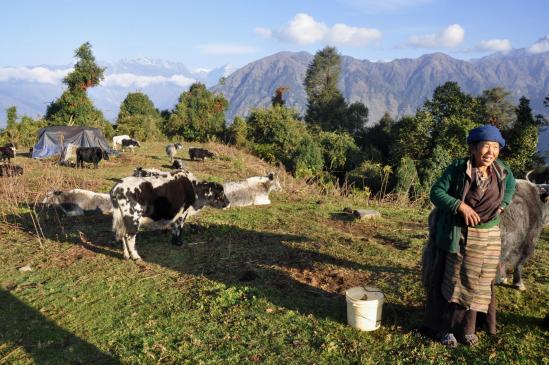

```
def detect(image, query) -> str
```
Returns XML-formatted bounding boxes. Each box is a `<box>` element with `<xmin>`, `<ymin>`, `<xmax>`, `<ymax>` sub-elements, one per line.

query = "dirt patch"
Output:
<box><xmin>275</xmin><ymin>264</ymin><xmax>371</xmax><ymax>295</ymax></box>
<box><xmin>44</xmin><ymin>245</ymin><xmax>97</xmax><ymax>269</ymax></box>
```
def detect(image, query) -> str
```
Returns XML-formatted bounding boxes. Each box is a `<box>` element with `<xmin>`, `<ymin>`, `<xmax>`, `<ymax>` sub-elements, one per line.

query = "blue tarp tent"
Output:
<box><xmin>32</xmin><ymin>126</ymin><xmax>111</xmax><ymax>159</ymax></box>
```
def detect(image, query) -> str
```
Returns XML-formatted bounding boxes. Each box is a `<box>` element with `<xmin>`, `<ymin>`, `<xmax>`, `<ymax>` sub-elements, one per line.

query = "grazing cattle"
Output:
<box><xmin>0</xmin><ymin>164</ymin><xmax>23</xmax><ymax>177</ymax></box>
<box><xmin>497</xmin><ymin>179</ymin><xmax>549</xmax><ymax>290</ymax></box>
<box><xmin>112</xmin><ymin>135</ymin><xmax>131</xmax><ymax>150</ymax></box>
<box><xmin>110</xmin><ymin>170</ymin><xmax>230</xmax><ymax>260</ymax></box>
<box><xmin>76</xmin><ymin>147</ymin><xmax>109</xmax><ymax>168</ymax></box>
<box><xmin>222</xmin><ymin>172</ymin><xmax>282</xmax><ymax>207</ymax></box>
<box><xmin>166</xmin><ymin>143</ymin><xmax>183</xmax><ymax>162</ymax></box>
<box><xmin>172</xmin><ymin>158</ymin><xmax>184</xmax><ymax>169</ymax></box>
<box><xmin>0</xmin><ymin>146</ymin><xmax>15</xmax><ymax>163</ymax></box>
<box><xmin>42</xmin><ymin>189</ymin><xmax>113</xmax><ymax>216</ymax></box>
<box><xmin>189</xmin><ymin>147</ymin><xmax>215</xmax><ymax>161</ymax></box>
<box><xmin>121</xmin><ymin>138</ymin><xmax>140</xmax><ymax>152</ymax></box>
<box><xmin>423</xmin><ymin>179</ymin><xmax>549</xmax><ymax>292</ymax></box>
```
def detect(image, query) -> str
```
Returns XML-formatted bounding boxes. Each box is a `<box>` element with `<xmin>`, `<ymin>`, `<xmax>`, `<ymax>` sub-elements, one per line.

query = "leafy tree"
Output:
<box><xmin>45</xmin><ymin>43</ymin><xmax>112</xmax><ymax>137</ymax></box>
<box><xmin>358</xmin><ymin>112</ymin><xmax>394</xmax><ymax>163</ymax></box>
<box><xmin>304</xmin><ymin>46</ymin><xmax>349</xmax><ymax>132</ymax></box>
<box><xmin>391</xmin><ymin>112</ymin><xmax>434</xmax><ymax>164</ymax></box>
<box><xmin>246</xmin><ymin>106</ymin><xmax>323</xmax><ymax>175</ymax></box>
<box><xmin>227</xmin><ymin>116</ymin><xmax>248</xmax><ymax>147</ymax></box>
<box><xmin>63</xmin><ymin>42</ymin><xmax>105</xmax><ymax>91</ymax></box>
<box><xmin>480</xmin><ymin>87</ymin><xmax>515</xmax><ymax>130</ymax></box>
<box><xmin>45</xmin><ymin>89</ymin><xmax>113</xmax><ymax>137</ymax></box>
<box><xmin>503</xmin><ymin>97</ymin><xmax>543</xmax><ymax>177</ymax></box>
<box><xmin>165</xmin><ymin>83</ymin><xmax>228</xmax><ymax>141</ymax></box>
<box><xmin>116</xmin><ymin>92</ymin><xmax>162</xmax><ymax>141</ymax></box>
<box><xmin>395</xmin><ymin>155</ymin><xmax>420</xmax><ymax>199</ymax></box>
<box><xmin>291</xmin><ymin>135</ymin><xmax>324</xmax><ymax>178</ymax></box>
<box><xmin>6</xmin><ymin>106</ymin><xmax>17</xmax><ymax>130</ymax></box>
<box><xmin>417</xmin><ymin>144</ymin><xmax>453</xmax><ymax>199</ymax></box>
<box><xmin>1</xmin><ymin>107</ymin><xmax>46</xmax><ymax>147</ymax></box>
<box><xmin>344</xmin><ymin>101</ymin><xmax>369</xmax><ymax>136</ymax></box>
<box><xmin>318</xmin><ymin>131</ymin><xmax>360</xmax><ymax>173</ymax></box>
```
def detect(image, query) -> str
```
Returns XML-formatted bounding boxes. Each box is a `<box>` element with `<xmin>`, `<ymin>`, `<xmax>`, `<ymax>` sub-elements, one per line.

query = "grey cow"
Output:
<box><xmin>498</xmin><ymin>179</ymin><xmax>549</xmax><ymax>290</ymax></box>
<box><xmin>166</xmin><ymin>143</ymin><xmax>183</xmax><ymax>162</ymax></box>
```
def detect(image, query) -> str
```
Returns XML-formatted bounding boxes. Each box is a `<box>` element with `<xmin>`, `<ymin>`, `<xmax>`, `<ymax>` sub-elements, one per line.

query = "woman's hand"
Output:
<box><xmin>458</xmin><ymin>201</ymin><xmax>481</xmax><ymax>226</ymax></box>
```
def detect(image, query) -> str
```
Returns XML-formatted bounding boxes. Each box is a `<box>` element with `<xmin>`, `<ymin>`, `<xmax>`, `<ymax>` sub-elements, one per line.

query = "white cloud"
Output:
<box><xmin>475</xmin><ymin>39</ymin><xmax>512</xmax><ymax>52</ymax></box>
<box><xmin>407</xmin><ymin>24</ymin><xmax>465</xmax><ymax>48</ymax></box>
<box><xmin>261</xmin><ymin>13</ymin><xmax>381</xmax><ymax>47</ymax></box>
<box><xmin>327</xmin><ymin>23</ymin><xmax>382</xmax><ymax>47</ymax></box>
<box><xmin>344</xmin><ymin>0</ymin><xmax>432</xmax><ymax>13</ymax></box>
<box><xmin>196</xmin><ymin>44</ymin><xmax>257</xmax><ymax>55</ymax></box>
<box><xmin>528</xmin><ymin>36</ymin><xmax>549</xmax><ymax>54</ymax></box>
<box><xmin>102</xmin><ymin>73</ymin><xmax>195</xmax><ymax>88</ymax></box>
<box><xmin>277</xmin><ymin>13</ymin><xmax>329</xmax><ymax>45</ymax></box>
<box><xmin>0</xmin><ymin>66</ymin><xmax>71</xmax><ymax>84</ymax></box>
<box><xmin>254</xmin><ymin>27</ymin><xmax>272</xmax><ymax>38</ymax></box>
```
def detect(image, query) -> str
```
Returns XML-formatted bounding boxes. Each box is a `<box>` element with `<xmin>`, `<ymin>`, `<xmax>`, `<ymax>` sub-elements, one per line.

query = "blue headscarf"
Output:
<box><xmin>466</xmin><ymin>124</ymin><xmax>505</xmax><ymax>148</ymax></box>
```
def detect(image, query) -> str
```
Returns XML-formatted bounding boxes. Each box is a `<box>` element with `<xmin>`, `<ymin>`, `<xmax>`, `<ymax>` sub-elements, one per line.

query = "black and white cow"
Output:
<box><xmin>0</xmin><ymin>164</ymin><xmax>23</xmax><ymax>177</ymax></box>
<box><xmin>497</xmin><ymin>179</ymin><xmax>549</xmax><ymax>290</ymax></box>
<box><xmin>222</xmin><ymin>172</ymin><xmax>282</xmax><ymax>207</ymax></box>
<box><xmin>166</xmin><ymin>143</ymin><xmax>183</xmax><ymax>162</ymax></box>
<box><xmin>76</xmin><ymin>147</ymin><xmax>109</xmax><ymax>168</ymax></box>
<box><xmin>121</xmin><ymin>138</ymin><xmax>140</xmax><ymax>152</ymax></box>
<box><xmin>110</xmin><ymin>170</ymin><xmax>230</xmax><ymax>260</ymax></box>
<box><xmin>42</xmin><ymin>189</ymin><xmax>113</xmax><ymax>216</ymax></box>
<box><xmin>0</xmin><ymin>145</ymin><xmax>15</xmax><ymax>163</ymax></box>
<box><xmin>112</xmin><ymin>135</ymin><xmax>131</xmax><ymax>151</ymax></box>
<box><xmin>189</xmin><ymin>147</ymin><xmax>215</xmax><ymax>161</ymax></box>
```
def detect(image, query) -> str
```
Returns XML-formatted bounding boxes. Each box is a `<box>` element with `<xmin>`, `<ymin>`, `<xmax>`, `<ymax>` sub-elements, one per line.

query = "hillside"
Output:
<box><xmin>0</xmin><ymin>142</ymin><xmax>547</xmax><ymax>364</ymax></box>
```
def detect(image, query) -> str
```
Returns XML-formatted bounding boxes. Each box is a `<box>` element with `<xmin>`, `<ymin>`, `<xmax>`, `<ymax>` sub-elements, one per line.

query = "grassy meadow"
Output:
<box><xmin>0</xmin><ymin>142</ymin><xmax>547</xmax><ymax>364</ymax></box>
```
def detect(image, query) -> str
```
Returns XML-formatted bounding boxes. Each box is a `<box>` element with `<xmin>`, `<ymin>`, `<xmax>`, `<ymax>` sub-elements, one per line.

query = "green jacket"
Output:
<box><xmin>429</xmin><ymin>157</ymin><xmax>516</xmax><ymax>253</ymax></box>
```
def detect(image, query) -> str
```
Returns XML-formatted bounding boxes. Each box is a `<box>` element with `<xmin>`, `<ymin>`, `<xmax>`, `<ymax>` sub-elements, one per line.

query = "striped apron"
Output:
<box><xmin>441</xmin><ymin>226</ymin><xmax>501</xmax><ymax>313</ymax></box>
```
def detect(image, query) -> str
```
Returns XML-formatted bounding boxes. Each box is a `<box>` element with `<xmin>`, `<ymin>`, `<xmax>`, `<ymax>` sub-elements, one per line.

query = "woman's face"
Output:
<box><xmin>471</xmin><ymin>141</ymin><xmax>500</xmax><ymax>168</ymax></box>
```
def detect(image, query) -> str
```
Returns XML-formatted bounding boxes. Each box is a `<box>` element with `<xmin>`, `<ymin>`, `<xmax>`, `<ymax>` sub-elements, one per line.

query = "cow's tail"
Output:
<box><xmin>112</xmin><ymin>204</ymin><xmax>126</xmax><ymax>241</ymax></box>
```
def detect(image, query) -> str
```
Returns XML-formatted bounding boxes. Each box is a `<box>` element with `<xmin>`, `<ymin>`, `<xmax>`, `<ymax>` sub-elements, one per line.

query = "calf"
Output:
<box><xmin>112</xmin><ymin>135</ymin><xmax>131</xmax><ymax>150</ymax></box>
<box><xmin>222</xmin><ymin>172</ymin><xmax>282</xmax><ymax>207</ymax></box>
<box><xmin>42</xmin><ymin>189</ymin><xmax>113</xmax><ymax>216</ymax></box>
<box><xmin>172</xmin><ymin>158</ymin><xmax>184</xmax><ymax>169</ymax></box>
<box><xmin>0</xmin><ymin>146</ymin><xmax>15</xmax><ymax>163</ymax></box>
<box><xmin>121</xmin><ymin>138</ymin><xmax>140</xmax><ymax>152</ymax></box>
<box><xmin>110</xmin><ymin>170</ymin><xmax>230</xmax><ymax>260</ymax></box>
<box><xmin>189</xmin><ymin>147</ymin><xmax>215</xmax><ymax>161</ymax></box>
<box><xmin>76</xmin><ymin>147</ymin><xmax>109</xmax><ymax>168</ymax></box>
<box><xmin>166</xmin><ymin>143</ymin><xmax>183</xmax><ymax>162</ymax></box>
<box><xmin>0</xmin><ymin>164</ymin><xmax>23</xmax><ymax>177</ymax></box>
<box><xmin>497</xmin><ymin>179</ymin><xmax>549</xmax><ymax>290</ymax></box>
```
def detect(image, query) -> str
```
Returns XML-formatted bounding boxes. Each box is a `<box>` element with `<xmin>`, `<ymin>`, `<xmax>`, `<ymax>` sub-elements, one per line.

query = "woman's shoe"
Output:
<box><xmin>458</xmin><ymin>333</ymin><xmax>479</xmax><ymax>346</ymax></box>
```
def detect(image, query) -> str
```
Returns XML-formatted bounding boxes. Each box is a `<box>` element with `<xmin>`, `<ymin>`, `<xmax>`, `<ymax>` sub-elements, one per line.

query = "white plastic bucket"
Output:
<box><xmin>345</xmin><ymin>286</ymin><xmax>384</xmax><ymax>331</ymax></box>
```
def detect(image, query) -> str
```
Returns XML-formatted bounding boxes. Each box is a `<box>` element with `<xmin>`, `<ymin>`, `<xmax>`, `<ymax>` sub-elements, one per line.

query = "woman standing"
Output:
<box><xmin>423</xmin><ymin>124</ymin><xmax>516</xmax><ymax>347</ymax></box>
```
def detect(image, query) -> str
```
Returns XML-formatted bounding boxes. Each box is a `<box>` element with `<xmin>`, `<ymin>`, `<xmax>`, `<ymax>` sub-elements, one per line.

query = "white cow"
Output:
<box><xmin>222</xmin><ymin>172</ymin><xmax>282</xmax><ymax>207</ymax></box>
<box><xmin>112</xmin><ymin>135</ymin><xmax>131</xmax><ymax>150</ymax></box>
<box><xmin>42</xmin><ymin>189</ymin><xmax>113</xmax><ymax>216</ymax></box>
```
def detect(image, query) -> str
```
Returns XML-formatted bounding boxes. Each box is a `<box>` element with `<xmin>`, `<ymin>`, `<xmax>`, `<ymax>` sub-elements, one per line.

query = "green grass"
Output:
<box><xmin>0</xmin><ymin>142</ymin><xmax>547</xmax><ymax>364</ymax></box>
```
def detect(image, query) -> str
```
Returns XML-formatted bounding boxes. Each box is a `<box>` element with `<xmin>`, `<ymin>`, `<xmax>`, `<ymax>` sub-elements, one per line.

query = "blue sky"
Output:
<box><xmin>1</xmin><ymin>0</ymin><xmax>548</xmax><ymax>70</ymax></box>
